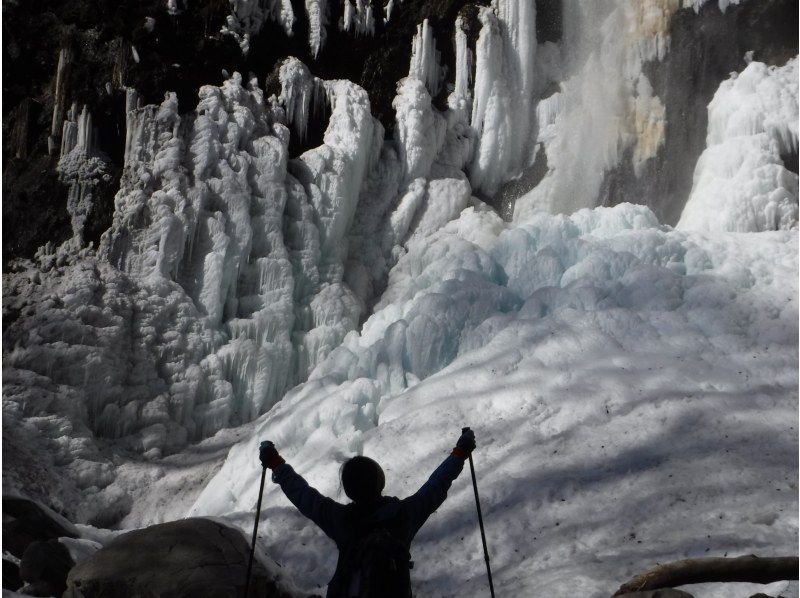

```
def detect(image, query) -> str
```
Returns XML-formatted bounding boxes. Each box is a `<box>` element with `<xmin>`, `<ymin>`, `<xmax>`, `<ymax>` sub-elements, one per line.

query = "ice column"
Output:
<box><xmin>409</xmin><ymin>19</ymin><xmax>444</xmax><ymax>97</ymax></box>
<box><xmin>279</xmin><ymin>57</ymin><xmax>325</xmax><ymax>140</ymax></box>
<box><xmin>223</xmin><ymin>0</ymin><xmax>296</xmax><ymax>54</ymax></box>
<box><xmin>287</xmin><ymin>67</ymin><xmax>383</xmax><ymax>377</ymax></box>
<box><xmin>469</xmin><ymin>0</ymin><xmax>537</xmax><ymax>197</ymax></box>
<box><xmin>57</xmin><ymin>104</ymin><xmax>110</xmax><ymax>246</ymax></box>
<box><xmin>341</xmin><ymin>0</ymin><xmax>375</xmax><ymax>36</ymax></box>
<box><xmin>447</xmin><ymin>16</ymin><xmax>473</xmax><ymax>120</ymax></box>
<box><xmin>49</xmin><ymin>47</ymin><xmax>72</xmax><ymax>155</ymax></box>
<box><xmin>305</xmin><ymin>0</ymin><xmax>329</xmax><ymax>58</ymax></box>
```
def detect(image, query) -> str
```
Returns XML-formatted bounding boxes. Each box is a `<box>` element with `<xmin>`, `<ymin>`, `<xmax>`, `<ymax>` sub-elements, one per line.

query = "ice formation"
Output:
<box><xmin>222</xmin><ymin>0</ymin><xmax>296</xmax><ymax>54</ymax></box>
<box><xmin>448</xmin><ymin>16</ymin><xmax>472</xmax><ymax>119</ymax></box>
<box><xmin>278</xmin><ymin>58</ymin><xmax>325</xmax><ymax>140</ymax></box>
<box><xmin>49</xmin><ymin>47</ymin><xmax>72</xmax><ymax>155</ymax></box>
<box><xmin>513</xmin><ymin>0</ymin><xmax>696</xmax><ymax>218</ymax></box>
<box><xmin>192</xmin><ymin>202</ymin><xmax>798</xmax><ymax>595</ymax></box>
<box><xmin>57</xmin><ymin>104</ymin><xmax>112</xmax><ymax>247</ymax></box>
<box><xmin>4</xmin><ymin>2</ymin><xmax>799</xmax><ymax>594</ymax></box>
<box><xmin>678</xmin><ymin>59</ymin><xmax>799</xmax><ymax>232</ymax></box>
<box><xmin>408</xmin><ymin>20</ymin><xmax>444</xmax><ymax>98</ymax></box>
<box><xmin>5</xmin><ymin>44</ymin><xmax>483</xmax><ymax>521</ymax></box>
<box><xmin>469</xmin><ymin>0</ymin><xmax>537</xmax><ymax>197</ymax></box>
<box><xmin>341</xmin><ymin>0</ymin><xmax>375</xmax><ymax>37</ymax></box>
<box><xmin>305</xmin><ymin>0</ymin><xmax>329</xmax><ymax>58</ymax></box>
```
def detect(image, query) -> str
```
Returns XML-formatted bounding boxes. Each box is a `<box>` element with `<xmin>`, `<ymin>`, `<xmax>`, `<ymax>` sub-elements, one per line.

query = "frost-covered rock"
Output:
<box><xmin>678</xmin><ymin>58</ymin><xmax>799</xmax><ymax>232</ymax></box>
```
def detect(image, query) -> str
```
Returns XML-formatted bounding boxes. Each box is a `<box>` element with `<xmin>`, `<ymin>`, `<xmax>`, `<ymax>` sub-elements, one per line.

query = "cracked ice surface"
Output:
<box><xmin>192</xmin><ymin>202</ymin><xmax>798</xmax><ymax>596</ymax></box>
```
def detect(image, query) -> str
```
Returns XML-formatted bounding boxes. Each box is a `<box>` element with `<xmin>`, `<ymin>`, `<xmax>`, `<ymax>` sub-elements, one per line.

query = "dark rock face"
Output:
<box><xmin>536</xmin><ymin>0</ymin><xmax>562</xmax><ymax>43</ymax></box>
<box><xmin>65</xmin><ymin>517</ymin><xmax>296</xmax><ymax>598</ymax></box>
<box><xmin>598</xmin><ymin>0</ymin><xmax>799</xmax><ymax>226</ymax></box>
<box><xmin>2</xmin><ymin>495</ymin><xmax>80</xmax><ymax>559</ymax></box>
<box><xmin>3</xmin><ymin>557</ymin><xmax>22</xmax><ymax>591</ymax></box>
<box><xmin>19</xmin><ymin>539</ymin><xmax>75</xmax><ymax>597</ymax></box>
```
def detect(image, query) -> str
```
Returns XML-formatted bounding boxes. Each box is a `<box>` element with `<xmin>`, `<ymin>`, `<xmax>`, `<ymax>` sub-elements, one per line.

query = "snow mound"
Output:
<box><xmin>678</xmin><ymin>58</ymin><xmax>799</xmax><ymax>232</ymax></box>
<box><xmin>191</xmin><ymin>202</ymin><xmax>798</xmax><ymax>596</ymax></box>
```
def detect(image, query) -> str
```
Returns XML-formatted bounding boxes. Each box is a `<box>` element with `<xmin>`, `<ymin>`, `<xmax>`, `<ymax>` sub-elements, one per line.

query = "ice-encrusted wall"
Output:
<box><xmin>3</xmin><ymin>0</ymin><xmax>798</xmax><ymax>524</ymax></box>
<box><xmin>2</xmin><ymin>35</ymin><xmax>475</xmax><ymax>520</ymax></box>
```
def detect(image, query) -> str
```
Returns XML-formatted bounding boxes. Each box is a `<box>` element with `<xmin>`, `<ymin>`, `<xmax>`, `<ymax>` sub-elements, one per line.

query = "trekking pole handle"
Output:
<box><xmin>462</xmin><ymin>426</ymin><xmax>471</xmax><ymax>434</ymax></box>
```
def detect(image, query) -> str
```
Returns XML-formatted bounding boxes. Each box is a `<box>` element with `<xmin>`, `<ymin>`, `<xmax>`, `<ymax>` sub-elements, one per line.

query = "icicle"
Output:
<box><xmin>342</xmin><ymin>0</ymin><xmax>354</xmax><ymax>31</ymax></box>
<box><xmin>340</xmin><ymin>0</ymin><xmax>374</xmax><ymax>36</ymax></box>
<box><xmin>49</xmin><ymin>47</ymin><xmax>72</xmax><ymax>155</ymax></box>
<box><xmin>408</xmin><ymin>19</ymin><xmax>443</xmax><ymax>97</ymax></box>
<box><xmin>305</xmin><ymin>0</ymin><xmax>329</xmax><ymax>58</ymax></box>
<box><xmin>447</xmin><ymin>16</ymin><xmax>473</xmax><ymax>119</ymax></box>
<box><xmin>279</xmin><ymin>57</ymin><xmax>325</xmax><ymax>140</ymax></box>
<box><xmin>223</xmin><ymin>0</ymin><xmax>296</xmax><ymax>54</ymax></box>
<box><xmin>468</xmin><ymin>0</ymin><xmax>537</xmax><ymax>197</ymax></box>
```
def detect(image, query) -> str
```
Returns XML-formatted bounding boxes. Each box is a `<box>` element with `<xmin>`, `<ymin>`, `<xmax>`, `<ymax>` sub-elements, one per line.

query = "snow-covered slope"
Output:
<box><xmin>678</xmin><ymin>57</ymin><xmax>799</xmax><ymax>231</ymax></box>
<box><xmin>190</xmin><ymin>203</ymin><xmax>798</xmax><ymax>596</ymax></box>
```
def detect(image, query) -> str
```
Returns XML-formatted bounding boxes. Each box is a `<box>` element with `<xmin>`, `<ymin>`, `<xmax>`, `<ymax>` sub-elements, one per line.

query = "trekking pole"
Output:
<box><xmin>463</xmin><ymin>426</ymin><xmax>496</xmax><ymax>598</ymax></box>
<box><xmin>244</xmin><ymin>465</ymin><xmax>267</xmax><ymax>598</ymax></box>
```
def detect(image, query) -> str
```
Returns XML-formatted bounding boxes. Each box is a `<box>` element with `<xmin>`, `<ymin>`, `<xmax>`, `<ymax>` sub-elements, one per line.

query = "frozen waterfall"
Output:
<box><xmin>3</xmin><ymin>0</ymin><xmax>797</xmax><ymax>564</ymax></box>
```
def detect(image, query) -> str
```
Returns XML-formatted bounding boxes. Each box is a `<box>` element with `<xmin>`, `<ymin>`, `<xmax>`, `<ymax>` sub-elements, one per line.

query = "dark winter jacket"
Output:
<box><xmin>272</xmin><ymin>454</ymin><xmax>465</xmax><ymax>597</ymax></box>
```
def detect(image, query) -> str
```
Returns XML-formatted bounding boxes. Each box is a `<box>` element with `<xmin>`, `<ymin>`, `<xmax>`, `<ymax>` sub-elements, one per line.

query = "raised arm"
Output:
<box><xmin>402</xmin><ymin>429</ymin><xmax>475</xmax><ymax>535</ymax></box>
<box><xmin>260</xmin><ymin>441</ymin><xmax>346</xmax><ymax>542</ymax></box>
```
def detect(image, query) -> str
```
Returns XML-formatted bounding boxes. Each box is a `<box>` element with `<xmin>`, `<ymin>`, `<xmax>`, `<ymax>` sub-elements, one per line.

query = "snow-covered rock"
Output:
<box><xmin>678</xmin><ymin>58</ymin><xmax>799</xmax><ymax>232</ymax></box>
<box><xmin>63</xmin><ymin>518</ymin><xmax>297</xmax><ymax>597</ymax></box>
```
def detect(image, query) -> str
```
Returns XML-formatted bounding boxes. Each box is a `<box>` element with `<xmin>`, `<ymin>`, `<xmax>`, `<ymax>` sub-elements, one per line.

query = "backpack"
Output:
<box><xmin>342</xmin><ymin>525</ymin><xmax>413</xmax><ymax>598</ymax></box>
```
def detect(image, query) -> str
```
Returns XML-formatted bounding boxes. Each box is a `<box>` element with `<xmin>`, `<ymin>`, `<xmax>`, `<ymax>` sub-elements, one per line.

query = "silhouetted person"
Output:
<box><xmin>259</xmin><ymin>429</ymin><xmax>476</xmax><ymax>597</ymax></box>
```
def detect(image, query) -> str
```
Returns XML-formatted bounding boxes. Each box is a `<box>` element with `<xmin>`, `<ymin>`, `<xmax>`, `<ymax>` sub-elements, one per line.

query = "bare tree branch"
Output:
<box><xmin>614</xmin><ymin>555</ymin><xmax>799</xmax><ymax>595</ymax></box>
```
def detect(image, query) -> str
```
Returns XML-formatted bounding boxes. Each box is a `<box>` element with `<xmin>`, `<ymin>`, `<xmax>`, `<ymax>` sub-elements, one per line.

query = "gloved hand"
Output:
<box><xmin>259</xmin><ymin>440</ymin><xmax>285</xmax><ymax>469</ymax></box>
<box><xmin>452</xmin><ymin>428</ymin><xmax>476</xmax><ymax>459</ymax></box>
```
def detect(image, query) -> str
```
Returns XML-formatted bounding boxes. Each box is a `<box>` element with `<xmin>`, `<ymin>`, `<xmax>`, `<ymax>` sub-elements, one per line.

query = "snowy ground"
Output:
<box><xmin>183</xmin><ymin>204</ymin><xmax>798</xmax><ymax>597</ymax></box>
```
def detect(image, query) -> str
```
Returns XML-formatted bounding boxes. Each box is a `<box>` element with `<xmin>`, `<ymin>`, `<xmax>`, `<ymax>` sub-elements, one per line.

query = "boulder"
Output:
<box><xmin>19</xmin><ymin>539</ymin><xmax>75</xmax><ymax>596</ymax></box>
<box><xmin>3</xmin><ymin>556</ymin><xmax>22</xmax><ymax>591</ymax></box>
<box><xmin>3</xmin><ymin>495</ymin><xmax>79</xmax><ymax>559</ymax></box>
<box><xmin>64</xmin><ymin>517</ymin><xmax>297</xmax><ymax>598</ymax></box>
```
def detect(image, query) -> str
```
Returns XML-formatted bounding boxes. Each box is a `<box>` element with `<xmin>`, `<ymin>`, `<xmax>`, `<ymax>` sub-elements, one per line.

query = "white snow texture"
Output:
<box><xmin>3</xmin><ymin>0</ymin><xmax>798</xmax><ymax>596</ymax></box>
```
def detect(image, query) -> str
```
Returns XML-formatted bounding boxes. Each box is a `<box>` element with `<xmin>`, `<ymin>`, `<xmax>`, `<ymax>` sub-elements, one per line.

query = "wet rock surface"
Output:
<box><xmin>64</xmin><ymin>517</ymin><xmax>296</xmax><ymax>598</ymax></box>
<box><xmin>598</xmin><ymin>0</ymin><xmax>798</xmax><ymax>226</ymax></box>
<box><xmin>19</xmin><ymin>539</ymin><xmax>75</xmax><ymax>597</ymax></box>
<box><xmin>2</xmin><ymin>496</ymin><xmax>80</xmax><ymax>559</ymax></box>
